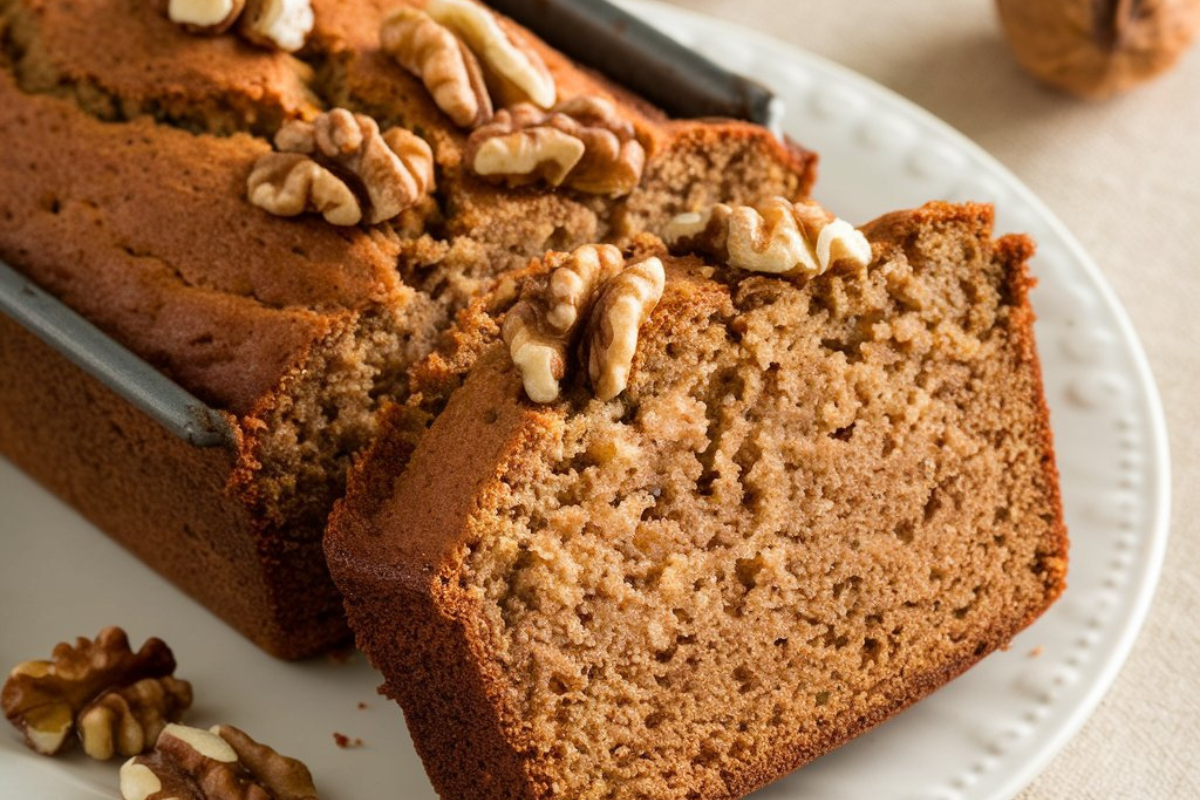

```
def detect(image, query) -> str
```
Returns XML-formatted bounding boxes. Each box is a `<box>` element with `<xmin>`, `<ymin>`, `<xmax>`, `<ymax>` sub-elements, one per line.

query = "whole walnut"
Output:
<box><xmin>996</xmin><ymin>0</ymin><xmax>1200</xmax><ymax>98</ymax></box>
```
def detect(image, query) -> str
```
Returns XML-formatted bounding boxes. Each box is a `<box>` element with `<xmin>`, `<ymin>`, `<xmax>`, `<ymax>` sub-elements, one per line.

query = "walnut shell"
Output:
<box><xmin>997</xmin><ymin>0</ymin><xmax>1200</xmax><ymax>98</ymax></box>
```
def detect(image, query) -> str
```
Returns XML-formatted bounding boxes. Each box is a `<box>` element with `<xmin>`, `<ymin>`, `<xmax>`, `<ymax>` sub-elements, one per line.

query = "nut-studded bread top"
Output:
<box><xmin>0</xmin><ymin>68</ymin><xmax>417</xmax><ymax>415</ymax></box>
<box><xmin>0</xmin><ymin>0</ymin><xmax>815</xmax><ymax>419</ymax></box>
<box><xmin>327</xmin><ymin>201</ymin><xmax>1067</xmax><ymax>800</ymax></box>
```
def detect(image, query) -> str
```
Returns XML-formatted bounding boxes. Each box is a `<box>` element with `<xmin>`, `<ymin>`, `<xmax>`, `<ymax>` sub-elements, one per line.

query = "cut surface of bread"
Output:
<box><xmin>326</xmin><ymin>202</ymin><xmax>1067</xmax><ymax>798</ymax></box>
<box><xmin>0</xmin><ymin>0</ymin><xmax>814</xmax><ymax>656</ymax></box>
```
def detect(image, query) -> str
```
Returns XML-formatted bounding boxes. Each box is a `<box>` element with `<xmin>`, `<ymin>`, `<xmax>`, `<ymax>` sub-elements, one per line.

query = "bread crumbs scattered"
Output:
<box><xmin>333</xmin><ymin>732</ymin><xmax>365</xmax><ymax>748</ymax></box>
<box><xmin>1029</xmin><ymin>645</ymin><xmax>1044</xmax><ymax>658</ymax></box>
<box><xmin>357</xmin><ymin>701</ymin><xmax>370</xmax><ymax>710</ymax></box>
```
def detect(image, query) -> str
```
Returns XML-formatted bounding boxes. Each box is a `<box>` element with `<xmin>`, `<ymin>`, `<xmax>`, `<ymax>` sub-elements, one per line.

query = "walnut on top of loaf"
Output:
<box><xmin>167</xmin><ymin>0</ymin><xmax>316</xmax><ymax>52</ymax></box>
<box><xmin>663</xmin><ymin>197</ymin><xmax>871</xmax><ymax>278</ymax></box>
<box><xmin>248</xmin><ymin>107</ymin><xmax>435</xmax><ymax>225</ymax></box>
<box><xmin>501</xmin><ymin>244</ymin><xmax>665</xmax><ymax>403</ymax></box>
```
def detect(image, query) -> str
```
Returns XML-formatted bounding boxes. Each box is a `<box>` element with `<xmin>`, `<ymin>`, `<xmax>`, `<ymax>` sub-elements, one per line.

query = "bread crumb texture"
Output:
<box><xmin>358</xmin><ymin>204</ymin><xmax>1065</xmax><ymax>800</ymax></box>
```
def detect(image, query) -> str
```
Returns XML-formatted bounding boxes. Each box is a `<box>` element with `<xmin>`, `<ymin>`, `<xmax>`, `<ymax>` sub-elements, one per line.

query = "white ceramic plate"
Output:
<box><xmin>0</xmin><ymin>3</ymin><xmax>1171</xmax><ymax>798</ymax></box>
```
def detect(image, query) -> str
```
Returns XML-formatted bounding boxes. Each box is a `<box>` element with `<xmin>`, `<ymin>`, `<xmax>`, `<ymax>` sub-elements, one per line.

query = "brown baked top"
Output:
<box><xmin>0</xmin><ymin>68</ymin><xmax>422</xmax><ymax>414</ymax></box>
<box><xmin>10</xmin><ymin>0</ymin><xmax>321</xmax><ymax>134</ymax></box>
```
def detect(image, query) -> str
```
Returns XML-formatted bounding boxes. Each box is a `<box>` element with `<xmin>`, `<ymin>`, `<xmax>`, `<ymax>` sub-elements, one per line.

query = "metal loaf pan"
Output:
<box><xmin>0</xmin><ymin>0</ymin><xmax>780</xmax><ymax>449</ymax></box>
<box><xmin>0</xmin><ymin>260</ymin><xmax>236</xmax><ymax>448</ymax></box>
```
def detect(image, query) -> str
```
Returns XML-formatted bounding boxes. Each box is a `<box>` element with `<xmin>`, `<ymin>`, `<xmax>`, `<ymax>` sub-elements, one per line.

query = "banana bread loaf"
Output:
<box><xmin>325</xmin><ymin>201</ymin><xmax>1067</xmax><ymax>799</ymax></box>
<box><xmin>0</xmin><ymin>0</ymin><xmax>814</xmax><ymax>657</ymax></box>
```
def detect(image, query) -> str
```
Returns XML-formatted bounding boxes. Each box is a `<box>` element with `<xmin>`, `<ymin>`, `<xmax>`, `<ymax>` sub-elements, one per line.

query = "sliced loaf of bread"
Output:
<box><xmin>326</xmin><ymin>201</ymin><xmax>1067</xmax><ymax>799</ymax></box>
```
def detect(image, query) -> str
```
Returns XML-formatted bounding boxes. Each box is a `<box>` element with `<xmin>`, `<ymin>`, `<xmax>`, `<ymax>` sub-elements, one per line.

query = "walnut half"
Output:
<box><xmin>468</xmin><ymin>105</ymin><xmax>585</xmax><ymax>189</ymax></box>
<box><xmin>248</xmin><ymin>109</ymin><xmax>435</xmax><ymax>226</ymax></box>
<box><xmin>502</xmin><ymin>244</ymin><xmax>626</xmax><ymax>403</ymax></box>
<box><xmin>2</xmin><ymin>627</ymin><xmax>191</xmax><ymax>758</ymax></box>
<box><xmin>167</xmin><ymin>0</ymin><xmax>246</xmax><ymax>34</ymax></box>
<box><xmin>583</xmin><ymin>256</ymin><xmax>665</xmax><ymax>401</ymax></box>
<box><xmin>465</xmin><ymin>97</ymin><xmax>645</xmax><ymax>196</ymax></box>
<box><xmin>238</xmin><ymin>0</ymin><xmax>314</xmax><ymax>53</ymax></box>
<box><xmin>552</xmin><ymin>96</ymin><xmax>646</xmax><ymax>196</ymax></box>
<box><xmin>120</xmin><ymin>723</ymin><xmax>319</xmax><ymax>800</ymax></box>
<box><xmin>425</xmin><ymin>0</ymin><xmax>556</xmax><ymax>108</ymax></box>
<box><xmin>503</xmin><ymin>246</ymin><xmax>663</xmax><ymax>403</ymax></box>
<box><xmin>381</xmin><ymin>7</ymin><xmax>492</xmax><ymax>129</ymax></box>
<box><xmin>78</xmin><ymin>677</ymin><xmax>194</xmax><ymax>761</ymax></box>
<box><xmin>166</xmin><ymin>0</ymin><xmax>313</xmax><ymax>51</ymax></box>
<box><xmin>664</xmin><ymin>197</ymin><xmax>872</xmax><ymax>279</ymax></box>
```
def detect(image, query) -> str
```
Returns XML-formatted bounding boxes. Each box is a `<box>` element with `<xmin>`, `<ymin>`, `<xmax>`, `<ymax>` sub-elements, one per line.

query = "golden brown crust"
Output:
<box><xmin>996</xmin><ymin>231</ymin><xmax>1070</xmax><ymax>602</ymax></box>
<box><xmin>327</xmin><ymin>354</ymin><xmax>554</xmax><ymax>798</ymax></box>
<box><xmin>0</xmin><ymin>69</ymin><xmax>406</xmax><ymax>415</ymax></box>
<box><xmin>7</xmin><ymin>0</ymin><xmax>320</xmax><ymax>134</ymax></box>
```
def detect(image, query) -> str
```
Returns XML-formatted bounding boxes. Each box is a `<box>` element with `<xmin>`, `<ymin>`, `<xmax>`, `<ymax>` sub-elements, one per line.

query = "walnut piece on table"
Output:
<box><xmin>78</xmin><ymin>676</ymin><xmax>194</xmax><ymax>760</ymax></box>
<box><xmin>1</xmin><ymin>627</ymin><xmax>191</xmax><ymax>758</ymax></box>
<box><xmin>247</xmin><ymin>153</ymin><xmax>362</xmax><ymax>226</ymax></box>
<box><xmin>120</xmin><ymin>723</ymin><xmax>319</xmax><ymax>800</ymax></box>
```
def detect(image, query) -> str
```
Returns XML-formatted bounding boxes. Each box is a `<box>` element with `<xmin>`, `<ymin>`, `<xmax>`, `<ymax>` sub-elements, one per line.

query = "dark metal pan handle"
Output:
<box><xmin>488</xmin><ymin>0</ymin><xmax>784</xmax><ymax>131</ymax></box>
<box><xmin>0</xmin><ymin>259</ymin><xmax>236</xmax><ymax>448</ymax></box>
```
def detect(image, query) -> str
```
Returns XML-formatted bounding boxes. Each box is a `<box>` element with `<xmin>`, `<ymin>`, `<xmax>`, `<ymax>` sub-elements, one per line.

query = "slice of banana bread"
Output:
<box><xmin>0</xmin><ymin>0</ymin><xmax>813</xmax><ymax>657</ymax></box>
<box><xmin>326</xmin><ymin>202</ymin><xmax>1067</xmax><ymax>799</ymax></box>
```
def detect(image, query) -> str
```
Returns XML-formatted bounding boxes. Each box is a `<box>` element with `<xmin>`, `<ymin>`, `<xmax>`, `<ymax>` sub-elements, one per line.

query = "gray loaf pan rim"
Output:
<box><xmin>0</xmin><ymin>258</ymin><xmax>236</xmax><ymax>449</ymax></box>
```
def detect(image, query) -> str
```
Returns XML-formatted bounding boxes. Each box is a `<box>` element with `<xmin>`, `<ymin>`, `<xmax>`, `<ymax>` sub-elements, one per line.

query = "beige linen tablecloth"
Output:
<box><xmin>660</xmin><ymin>0</ymin><xmax>1198</xmax><ymax>797</ymax></box>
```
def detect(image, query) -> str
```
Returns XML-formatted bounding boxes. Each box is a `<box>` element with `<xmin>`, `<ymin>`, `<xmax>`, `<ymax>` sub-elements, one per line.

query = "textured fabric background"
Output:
<box><xmin>657</xmin><ymin>1</ymin><xmax>1198</xmax><ymax>797</ymax></box>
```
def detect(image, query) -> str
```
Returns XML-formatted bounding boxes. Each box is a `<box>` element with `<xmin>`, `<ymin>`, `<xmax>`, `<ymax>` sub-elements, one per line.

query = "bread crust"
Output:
<box><xmin>0</xmin><ymin>315</ymin><xmax>348</xmax><ymax>658</ymax></box>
